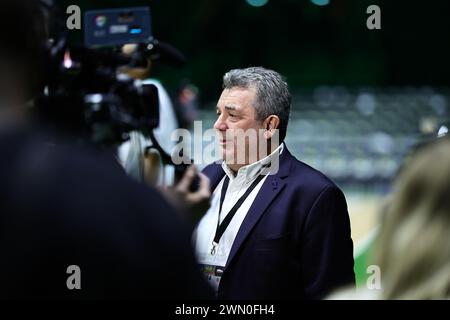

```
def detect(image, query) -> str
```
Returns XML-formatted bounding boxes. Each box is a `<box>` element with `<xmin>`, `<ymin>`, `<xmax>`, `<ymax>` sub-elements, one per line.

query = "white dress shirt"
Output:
<box><xmin>193</xmin><ymin>143</ymin><xmax>284</xmax><ymax>293</ymax></box>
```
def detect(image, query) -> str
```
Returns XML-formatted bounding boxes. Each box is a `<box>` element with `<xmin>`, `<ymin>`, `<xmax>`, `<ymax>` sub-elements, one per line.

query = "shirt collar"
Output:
<box><xmin>221</xmin><ymin>143</ymin><xmax>284</xmax><ymax>183</ymax></box>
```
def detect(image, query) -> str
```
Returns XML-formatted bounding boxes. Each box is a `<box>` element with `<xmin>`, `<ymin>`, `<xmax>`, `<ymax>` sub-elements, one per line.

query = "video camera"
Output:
<box><xmin>35</xmin><ymin>2</ymin><xmax>197</xmax><ymax>188</ymax></box>
<box><xmin>36</xmin><ymin>5</ymin><xmax>184</xmax><ymax>148</ymax></box>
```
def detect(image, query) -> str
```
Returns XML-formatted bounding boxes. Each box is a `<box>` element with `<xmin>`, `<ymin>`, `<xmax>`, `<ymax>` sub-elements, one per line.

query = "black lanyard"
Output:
<box><xmin>210</xmin><ymin>174</ymin><xmax>266</xmax><ymax>255</ymax></box>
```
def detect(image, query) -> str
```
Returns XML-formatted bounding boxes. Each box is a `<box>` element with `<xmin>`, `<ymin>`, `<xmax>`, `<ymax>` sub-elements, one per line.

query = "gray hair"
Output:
<box><xmin>222</xmin><ymin>67</ymin><xmax>291</xmax><ymax>141</ymax></box>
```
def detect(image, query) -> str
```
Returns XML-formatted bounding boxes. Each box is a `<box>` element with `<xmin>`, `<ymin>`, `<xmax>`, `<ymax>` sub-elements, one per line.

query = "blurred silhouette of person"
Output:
<box><xmin>117</xmin><ymin>74</ymin><xmax>180</xmax><ymax>185</ymax></box>
<box><xmin>329</xmin><ymin>136</ymin><xmax>450</xmax><ymax>299</ymax></box>
<box><xmin>177</xmin><ymin>81</ymin><xmax>199</xmax><ymax>129</ymax></box>
<box><xmin>376</xmin><ymin>136</ymin><xmax>450</xmax><ymax>299</ymax></box>
<box><xmin>0</xmin><ymin>0</ymin><xmax>210</xmax><ymax>299</ymax></box>
<box><xmin>116</xmin><ymin>45</ymin><xmax>187</xmax><ymax>187</ymax></box>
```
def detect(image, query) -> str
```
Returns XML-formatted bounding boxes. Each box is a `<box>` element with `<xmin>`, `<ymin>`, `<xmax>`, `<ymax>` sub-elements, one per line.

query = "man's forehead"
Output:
<box><xmin>217</xmin><ymin>87</ymin><xmax>256</xmax><ymax>108</ymax></box>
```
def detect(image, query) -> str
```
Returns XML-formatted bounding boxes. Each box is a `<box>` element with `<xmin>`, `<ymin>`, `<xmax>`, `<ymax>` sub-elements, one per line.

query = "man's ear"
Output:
<box><xmin>263</xmin><ymin>115</ymin><xmax>280</xmax><ymax>139</ymax></box>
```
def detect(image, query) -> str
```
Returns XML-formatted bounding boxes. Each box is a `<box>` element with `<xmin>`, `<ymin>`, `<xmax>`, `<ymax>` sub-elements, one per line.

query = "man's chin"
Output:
<box><xmin>219</xmin><ymin>145</ymin><xmax>235</xmax><ymax>163</ymax></box>
<box><xmin>219</xmin><ymin>148</ymin><xmax>231</xmax><ymax>161</ymax></box>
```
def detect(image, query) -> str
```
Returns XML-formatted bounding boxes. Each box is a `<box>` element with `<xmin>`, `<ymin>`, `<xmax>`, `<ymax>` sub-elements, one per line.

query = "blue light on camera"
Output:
<box><xmin>130</xmin><ymin>28</ymin><xmax>142</xmax><ymax>34</ymax></box>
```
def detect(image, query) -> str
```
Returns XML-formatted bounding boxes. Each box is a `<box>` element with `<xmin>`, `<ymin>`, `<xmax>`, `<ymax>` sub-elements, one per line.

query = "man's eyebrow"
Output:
<box><xmin>216</xmin><ymin>105</ymin><xmax>239</xmax><ymax>112</ymax></box>
<box><xmin>224</xmin><ymin>105</ymin><xmax>238</xmax><ymax>111</ymax></box>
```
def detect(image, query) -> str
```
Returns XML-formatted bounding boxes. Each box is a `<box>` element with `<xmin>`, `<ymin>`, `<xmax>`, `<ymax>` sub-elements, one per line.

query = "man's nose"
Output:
<box><xmin>214</xmin><ymin>116</ymin><xmax>228</xmax><ymax>131</ymax></box>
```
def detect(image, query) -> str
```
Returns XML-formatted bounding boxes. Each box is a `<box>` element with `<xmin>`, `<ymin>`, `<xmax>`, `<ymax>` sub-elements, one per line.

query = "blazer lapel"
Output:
<box><xmin>225</xmin><ymin>148</ymin><xmax>293</xmax><ymax>269</ymax></box>
<box><xmin>203</xmin><ymin>163</ymin><xmax>225</xmax><ymax>192</ymax></box>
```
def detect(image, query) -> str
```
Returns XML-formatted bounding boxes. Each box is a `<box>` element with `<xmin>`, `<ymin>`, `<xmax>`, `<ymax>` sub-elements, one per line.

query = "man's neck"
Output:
<box><xmin>226</xmin><ymin>163</ymin><xmax>241</xmax><ymax>176</ymax></box>
<box><xmin>225</xmin><ymin>142</ymin><xmax>281</xmax><ymax>175</ymax></box>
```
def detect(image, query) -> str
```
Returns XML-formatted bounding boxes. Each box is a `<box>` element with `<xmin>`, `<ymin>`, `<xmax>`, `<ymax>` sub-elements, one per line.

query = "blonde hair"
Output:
<box><xmin>376</xmin><ymin>138</ymin><xmax>450</xmax><ymax>299</ymax></box>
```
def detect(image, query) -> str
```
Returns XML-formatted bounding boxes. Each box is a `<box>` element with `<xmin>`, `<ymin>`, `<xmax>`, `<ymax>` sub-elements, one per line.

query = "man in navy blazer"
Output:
<box><xmin>194</xmin><ymin>67</ymin><xmax>355</xmax><ymax>299</ymax></box>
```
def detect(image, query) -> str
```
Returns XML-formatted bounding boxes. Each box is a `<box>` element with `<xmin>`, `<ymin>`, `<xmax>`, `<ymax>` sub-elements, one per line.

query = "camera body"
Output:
<box><xmin>36</xmin><ymin>6</ymin><xmax>161</xmax><ymax>146</ymax></box>
<box><xmin>35</xmin><ymin>4</ymin><xmax>196</xmax><ymax>188</ymax></box>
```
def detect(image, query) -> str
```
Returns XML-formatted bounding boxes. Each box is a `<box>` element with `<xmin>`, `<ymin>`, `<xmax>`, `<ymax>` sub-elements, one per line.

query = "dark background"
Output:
<box><xmin>60</xmin><ymin>0</ymin><xmax>450</xmax><ymax>102</ymax></box>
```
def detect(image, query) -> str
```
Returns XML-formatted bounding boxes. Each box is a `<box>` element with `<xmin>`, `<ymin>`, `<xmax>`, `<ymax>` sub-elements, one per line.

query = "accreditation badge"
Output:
<box><xmin>199</xmin><ymin>264</ymin><xmax>225</xmax><ymax>294</ymax></box>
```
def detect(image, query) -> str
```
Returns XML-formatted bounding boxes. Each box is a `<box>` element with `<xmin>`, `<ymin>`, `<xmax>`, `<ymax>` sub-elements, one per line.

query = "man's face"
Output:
<box><xmin>214</xmin><ymin>87</ymin><xmax>266</xmax><ymax>169</ymax></box>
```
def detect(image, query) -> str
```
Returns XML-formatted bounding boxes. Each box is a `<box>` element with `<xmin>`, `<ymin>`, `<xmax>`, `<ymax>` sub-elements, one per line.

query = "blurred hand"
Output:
<box><xmin>161</xmin><ymin>165</ymin><xmax>211</xmax><ymax>223</ymax></box>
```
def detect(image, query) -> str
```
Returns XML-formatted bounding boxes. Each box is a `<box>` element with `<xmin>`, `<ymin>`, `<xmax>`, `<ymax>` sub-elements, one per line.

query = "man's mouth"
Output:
<box><xmin>217</xmin><ymin>136</ymin><xmax>229</xmax><ymax>144</ymax></box>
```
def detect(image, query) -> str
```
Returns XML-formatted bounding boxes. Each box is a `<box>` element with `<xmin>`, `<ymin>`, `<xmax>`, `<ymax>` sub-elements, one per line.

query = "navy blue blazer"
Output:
<box><xmin>202</xmin><ymin>146</ymin><xmax>355</xmax><ymax>299</ymax></box>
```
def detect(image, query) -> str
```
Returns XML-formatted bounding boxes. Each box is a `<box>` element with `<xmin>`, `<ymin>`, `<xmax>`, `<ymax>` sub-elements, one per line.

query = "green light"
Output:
<box><xmin>246</xmin><ymin>0</ymin><xmax>269</xmax><ymax>7</ymax></box>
